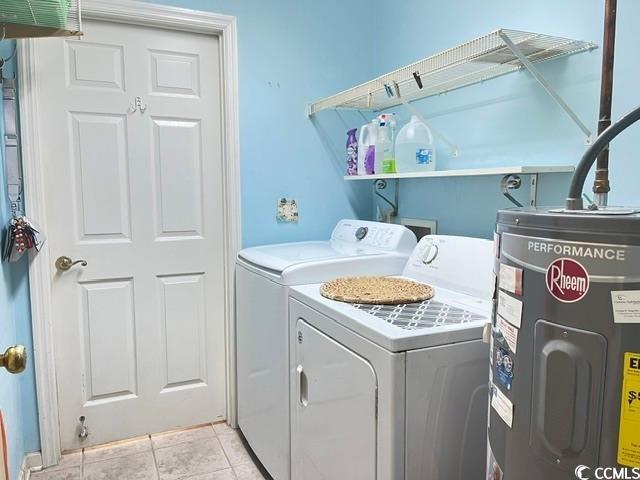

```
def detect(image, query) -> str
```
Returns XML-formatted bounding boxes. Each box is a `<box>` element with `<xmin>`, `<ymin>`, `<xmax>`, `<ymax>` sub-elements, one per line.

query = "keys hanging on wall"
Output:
<box><xmin>2</xmin><ymin>76</ymin><xmax>46</xmax><ymax>263</ymax></box>
<box><xmin>2</xmin><ymin>215</ymin><xmax>45</xmax><ymax>263</ymax></box>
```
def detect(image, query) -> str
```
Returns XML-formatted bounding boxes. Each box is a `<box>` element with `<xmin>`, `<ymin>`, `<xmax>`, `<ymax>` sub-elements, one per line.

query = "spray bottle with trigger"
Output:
<box><xmin>377</xmin><ymin>113</ymin><xmax>397</xmax><ymax>174</ymax></box>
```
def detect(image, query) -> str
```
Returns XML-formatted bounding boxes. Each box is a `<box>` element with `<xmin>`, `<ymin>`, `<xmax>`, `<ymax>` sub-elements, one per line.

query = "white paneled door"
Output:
<box><xmin>35</xmin><ymin>19</ymin><xmax>226</xmax><ymax>449</ymax></box>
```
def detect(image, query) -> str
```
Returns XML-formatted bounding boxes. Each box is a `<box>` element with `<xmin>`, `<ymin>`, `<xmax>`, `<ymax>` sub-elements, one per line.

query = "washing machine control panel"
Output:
<box><xmin>355</xmin><ymin>227</ymin><xmax>368</xmax><ymax>240</ymax></box>
<box><xmin>331</xmin><ymin>219</ymin><xmax>417</xmax><ymax>253</ymax></box>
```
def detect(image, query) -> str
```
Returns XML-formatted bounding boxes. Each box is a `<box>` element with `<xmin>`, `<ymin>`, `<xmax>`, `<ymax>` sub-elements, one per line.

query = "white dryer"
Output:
<box><xmin>236</xmin><ymin>220</ymin><xmax>416</xmax><ymax>480</ymax></box>
<box><xmin>289</xmin><ymin>235</ymin><xmax>494</xmax><ymax>480</ymax></box>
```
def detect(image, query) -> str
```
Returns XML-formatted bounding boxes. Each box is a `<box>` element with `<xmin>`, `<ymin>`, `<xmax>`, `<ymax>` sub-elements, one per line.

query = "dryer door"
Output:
<box><xmin>292</xmin><ymin>319</ymin><xmax>378</xmax><ymax>480</ymax></box>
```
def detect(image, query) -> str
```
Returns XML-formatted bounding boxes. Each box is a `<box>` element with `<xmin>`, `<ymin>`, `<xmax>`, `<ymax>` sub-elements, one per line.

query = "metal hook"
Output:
<box><xmin>129</xmin><ymin>96</ymin><xmax>148</xmax><ymax>114</ymax></box>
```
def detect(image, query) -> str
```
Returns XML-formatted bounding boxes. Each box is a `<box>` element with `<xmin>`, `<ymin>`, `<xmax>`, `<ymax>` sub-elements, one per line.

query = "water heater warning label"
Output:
<box><xmin>611</xmin><ymin>291</ymin><xmax>640</xmax><ymax>323</ymax></box>
<box><xmin>618</xmin><ymin>352</ymin><xmax>640</xmax><ymax>467</ymax></box>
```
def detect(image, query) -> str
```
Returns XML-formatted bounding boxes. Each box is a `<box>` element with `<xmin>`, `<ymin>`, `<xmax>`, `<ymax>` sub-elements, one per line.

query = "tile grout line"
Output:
<box><xmin>148</xmin><ymin>434</ymin><xmax>162</xmax><ymax>480</ymax></box>
<box><xmin>214</xmin><ymin>422</ymin><xmax>238</xmax><ymax>477</ymax></box>
<box><xmin>68</xmin><ymin>425</ymin><xmax>233</xmax><ymax>480</ymax></box>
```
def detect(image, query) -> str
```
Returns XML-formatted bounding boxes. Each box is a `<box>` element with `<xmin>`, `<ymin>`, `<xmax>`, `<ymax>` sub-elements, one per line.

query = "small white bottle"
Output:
<box><xmin>395</xmin><ymin>115</ymin><xmax>436</xmax><ymax>173</ymax></box>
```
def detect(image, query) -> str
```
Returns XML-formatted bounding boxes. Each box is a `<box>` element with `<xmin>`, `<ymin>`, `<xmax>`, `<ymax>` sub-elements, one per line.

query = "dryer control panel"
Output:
<box><xmin>331</xmin><ymin>219</ymin><xmax>416</xmax><ymax>253</ymax></box>
<box><xmin>403</xmin><ymin>235</ymin><xmax>494</xmax><ymax>300</ymax></box>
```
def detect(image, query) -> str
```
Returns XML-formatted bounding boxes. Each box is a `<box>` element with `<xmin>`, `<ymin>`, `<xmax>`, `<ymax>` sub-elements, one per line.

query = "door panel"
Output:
<box><xmin>36</xmin><ymin>19</ymin><xmax>226</xmax><ymax>449</ymax></box>
<box><xmin>149</xmin><ymin>50</ymin><xmax>200</xmax><ymax>97</ymax></box>
<box><xmin>80</xmin><ymin>279</ymin><xmax>137</xmax><ymax>404</ymax></box>
<box><xmin>66</xmin><ymin>41</ymin><xmax>125</xmax><ymax>91</ymax></box>
<box><xmin>158</xmin><ymin>273</ymin><xmax>208</xmax><ymax>391</ymax></box>
<box><xmin>70</xmin><ymin>112</ymin><xmax>131</xmax><ymax>240</ymax></box>
<box><xmin>151</xmin><ymin>118</ymin><xmax>203</xmax><ymax>237</ymax></box>
<box><xmin>292</xmin><ymin>319</ymin><xmax>377</xmax><ymax>480</ymax></box>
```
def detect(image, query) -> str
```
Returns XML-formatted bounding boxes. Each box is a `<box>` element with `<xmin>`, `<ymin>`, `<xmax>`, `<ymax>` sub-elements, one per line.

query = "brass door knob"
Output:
<box><xmin>0</xmin><ymin>345</ymin><xmax>27</xmax><ymax>374</ymax></box>
<box><xmin>55</xmin><ymin>256</ymin><xmax>87</xmax><ymax>272</ymax></box>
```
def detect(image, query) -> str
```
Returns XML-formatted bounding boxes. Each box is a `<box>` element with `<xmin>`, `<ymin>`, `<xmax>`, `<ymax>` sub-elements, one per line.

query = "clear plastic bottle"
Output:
<box><xmin>378</xmin><ymin>113</ymin><xmax>396</xmax><ymax>174</ymax></box>
<box><xmin>395</xmin><ymin>115</ymin><xmax>436</xmax><ymax>172</ymax></box>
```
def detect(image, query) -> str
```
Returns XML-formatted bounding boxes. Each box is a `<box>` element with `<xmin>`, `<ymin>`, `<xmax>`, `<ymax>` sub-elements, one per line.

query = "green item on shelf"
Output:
<box><xmin>0</xmin><ymin>0</ymin><xmax>71</xmax><ymax>29</ymax></box>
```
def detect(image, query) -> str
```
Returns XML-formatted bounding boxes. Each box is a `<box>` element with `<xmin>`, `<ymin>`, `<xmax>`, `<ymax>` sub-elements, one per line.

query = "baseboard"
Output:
<box><xmin>18</xmin><ymin>452</ymin><xmax>42</xmax><ymax>480</ymax></box>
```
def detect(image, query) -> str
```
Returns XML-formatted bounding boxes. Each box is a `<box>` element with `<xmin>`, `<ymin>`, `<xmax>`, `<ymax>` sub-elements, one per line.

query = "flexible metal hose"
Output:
<box><xmin>566</xmin><ymin>105</ymin><xmax>640</xmax><ymax>210</ymax></box>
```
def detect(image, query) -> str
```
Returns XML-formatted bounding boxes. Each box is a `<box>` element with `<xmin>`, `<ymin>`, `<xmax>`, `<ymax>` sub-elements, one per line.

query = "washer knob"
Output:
<box><xmin>355</xmin><ymin>227</ymin><xmax>368</xmax><ymax>240</ymax></box>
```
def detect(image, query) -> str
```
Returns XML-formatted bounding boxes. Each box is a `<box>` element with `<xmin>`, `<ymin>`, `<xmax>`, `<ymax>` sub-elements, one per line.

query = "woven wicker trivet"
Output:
<box><xmin>320</xmin><ymin>276</ymin><xmax>435</xmax><ymax>305</ymax></box>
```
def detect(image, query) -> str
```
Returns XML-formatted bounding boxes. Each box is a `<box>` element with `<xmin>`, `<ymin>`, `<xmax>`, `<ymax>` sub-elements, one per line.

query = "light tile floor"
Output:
<box><xmin>30</xmin><ymin>423</ymin><xmax>271</xmax><ymax>480</ymax></box>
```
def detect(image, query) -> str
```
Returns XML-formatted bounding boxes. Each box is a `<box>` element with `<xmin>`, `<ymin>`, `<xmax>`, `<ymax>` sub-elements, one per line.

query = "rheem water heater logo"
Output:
<box><xmin>546</xmin><ymin>258</ymin><xmax>590</xmax><ymax>303</ymax></box>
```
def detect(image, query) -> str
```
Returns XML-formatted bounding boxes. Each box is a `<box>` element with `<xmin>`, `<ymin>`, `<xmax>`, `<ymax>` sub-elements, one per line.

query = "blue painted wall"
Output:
<box><xmin>0</xmin><ymin>41</ymin><xmax>40</xmax><ymax>480</ymax></box>
<box><xmin>370</xmin><ymin>0</ymin><xmax>640</xmax><ymax>239</ymax></box>
<box><xmin>147</xmin><ymin>0</ymin><xmax>378</xmax><ymax>247</ymax></box>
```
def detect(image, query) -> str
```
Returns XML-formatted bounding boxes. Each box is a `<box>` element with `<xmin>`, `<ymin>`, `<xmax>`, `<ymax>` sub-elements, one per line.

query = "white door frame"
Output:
<box><xmin>17</xmin><ymin>0</ymin><xmax>241</xmax><ymax>466</ymax></box>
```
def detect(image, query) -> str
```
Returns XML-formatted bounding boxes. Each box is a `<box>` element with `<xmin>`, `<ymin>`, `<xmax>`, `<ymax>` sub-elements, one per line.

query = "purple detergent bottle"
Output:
<box><xmin>365</xmin><ymin>145</ymin><xmax>376</xmax><ymax>174</ymax></box>
<box><xmin>346</xmin><ymin>128</ymin><xmax>358</xmax><ymax>175</ymax></box>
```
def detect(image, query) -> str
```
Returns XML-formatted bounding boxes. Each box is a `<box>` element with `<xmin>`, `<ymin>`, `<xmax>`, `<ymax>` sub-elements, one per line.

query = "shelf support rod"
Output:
<box><xmin>498</xmin><ymin>30</ymin><xmax>593</xmax><ymax>143</ymax></box>
<box><xmin>401</xmin><ymin>101</ymin><xmax>459</xmax><ymax>157</ymax></box>
<box><xmin>500</xmin><ymin>174</ymin><xmax>523</xmax><ymax>207</ymax></box>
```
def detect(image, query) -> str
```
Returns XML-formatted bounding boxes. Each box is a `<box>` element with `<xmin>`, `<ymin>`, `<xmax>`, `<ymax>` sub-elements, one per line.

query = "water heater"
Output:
<box><xmin>488</xmin><ymin>209</ymin><xmax>640</xmax><ymax>479</ymax></box>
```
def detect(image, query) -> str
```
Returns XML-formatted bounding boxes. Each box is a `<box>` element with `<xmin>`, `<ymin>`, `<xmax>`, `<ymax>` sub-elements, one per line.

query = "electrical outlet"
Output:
<box><xmin>277</xmin><ymin>198</ymin><xmax>299</xmax><ymax>223</ymax></box>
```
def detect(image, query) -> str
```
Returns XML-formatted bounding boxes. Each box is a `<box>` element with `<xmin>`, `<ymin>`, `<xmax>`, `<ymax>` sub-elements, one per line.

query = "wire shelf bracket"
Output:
<box><xmin>498</xmin><ymin>30</ymin><xmax>593</xmax><ymax>144</ymax></box>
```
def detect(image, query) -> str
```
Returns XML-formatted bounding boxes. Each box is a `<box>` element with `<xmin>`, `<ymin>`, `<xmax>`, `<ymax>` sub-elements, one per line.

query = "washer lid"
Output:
<box><xmin>238</xmin><ymin>241</ymin><xmax>383</xmax><ymax>273</ymax></box>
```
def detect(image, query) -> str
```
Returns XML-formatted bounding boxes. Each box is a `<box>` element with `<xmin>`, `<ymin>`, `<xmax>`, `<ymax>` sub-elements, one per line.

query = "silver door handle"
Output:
<box><xmin>297</xmin><ymin>365</ymin><xmax>308</xmax><ymax>407</ymax></box>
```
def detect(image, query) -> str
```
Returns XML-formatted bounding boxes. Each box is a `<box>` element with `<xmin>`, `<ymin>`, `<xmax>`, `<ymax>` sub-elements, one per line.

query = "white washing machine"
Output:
<box><xmin>288</xmin><ymin>235</ymin><xmax>494</xmax><ymax>480</ymax></box>
<box><xmin>236</xmin><ymin>219</ymin><xmax>417</xmax><ymax>480</ymax></box>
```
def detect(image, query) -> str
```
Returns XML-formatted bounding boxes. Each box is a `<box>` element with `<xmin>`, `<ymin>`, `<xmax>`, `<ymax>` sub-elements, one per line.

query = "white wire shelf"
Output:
<box><xmin>308</xmin><ymin>29</ymin><xmax>597</xmax><ymax>116</ymax></box>
<box><xmin>343</xmin><ymin>165</ymin><xmax>575</xmax><ymax>181</ymax></box>
<box><xmin>1</xmin><ymin>0</ymin><xmax>83</xmax><ymax>39</ymax></box>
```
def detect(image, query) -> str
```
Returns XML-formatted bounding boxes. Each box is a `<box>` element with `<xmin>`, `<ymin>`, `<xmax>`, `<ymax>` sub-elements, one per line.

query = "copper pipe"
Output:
<box><xmin>593</xmin><ymin>0</ymin><xmax>617</xmax><ymax>201</ymax></box>
<box><xmin>567</xmin><ymin>105</ymin><xmax>640</xmax><ymax>210</ymax></box>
